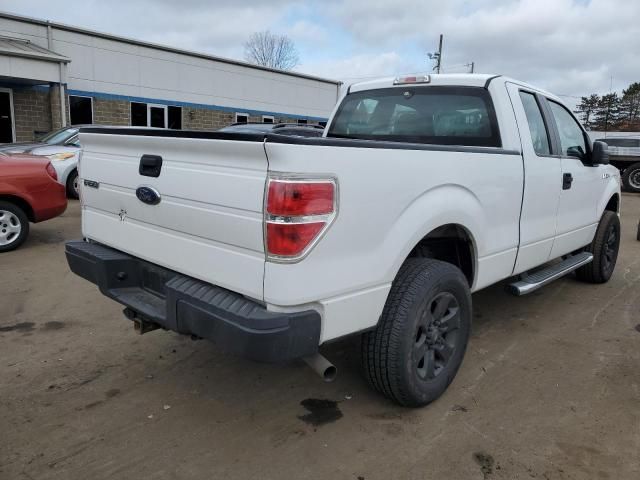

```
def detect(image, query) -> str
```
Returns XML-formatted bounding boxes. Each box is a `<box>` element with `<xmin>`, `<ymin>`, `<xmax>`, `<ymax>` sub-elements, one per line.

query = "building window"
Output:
<box><xmin>131</xmin><ymin>102</ymin><xmax>181</xmax><ymax>129</ymax></box>
<box><xmin>131</xmin><ymin>102</ymin><xmax>147</xmax><ymax>126</ymax></box>
<box><xmin>262</xmin><ymin>115</ymin><xmax>274</xmax><ymax>124</ymax></box>
<box><xmin>297</xmin><ymin>118</ymin><xmax>308</xmax><ymax>125</ymax></box>
<box><xmin>69</xmin><ymin>95</ymin><xmax>93</xmax><ymax>125</ymax></box>
<box><xmin>168</xmin><ymin>106</ymin><xmax>182</xmax><ymax>130</ymax></box>
<box><xmin>235</xmin><ymin>112</ymin><xmax>249</xmax><ymax>124</ymax></box>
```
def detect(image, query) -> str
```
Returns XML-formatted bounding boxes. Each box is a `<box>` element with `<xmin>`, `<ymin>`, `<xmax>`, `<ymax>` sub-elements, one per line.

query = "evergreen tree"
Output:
<box><xmin>576</xmin><ymin>94</ymin><xmax>600</xmax><ymax>129</ymax></box>
<box><xmin>594</xmin><ymin>93</ymin><xmax>621</xmax><ymax>131</ymax></box>
<box><xmin>620</xmin><ymin>82</ymin><xmax>640</xmax><ymax>130</ymax></box>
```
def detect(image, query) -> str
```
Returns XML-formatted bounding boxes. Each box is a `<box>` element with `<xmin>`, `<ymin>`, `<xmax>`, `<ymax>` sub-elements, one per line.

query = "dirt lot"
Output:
<box><xmin>1</xmin><ymin>197</ymin><xmax>639</xmax><ymax>480</ymax></box>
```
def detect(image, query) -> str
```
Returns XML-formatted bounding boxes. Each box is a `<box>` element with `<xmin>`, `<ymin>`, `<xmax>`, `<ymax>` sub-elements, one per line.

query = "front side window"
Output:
<box><xmin>548</xmin><ymin>100</ymin><xmax>587</xmax><ymax>159</ymax></box>
<box><xmin>519</xmin><ymin>91</ymin><xmax>550</xmax><ymax>155</ymax></box>
<box><xmin>328</xmin><ymin>86</ymin><xmax>501</xmax><ymax>147</ymax></box>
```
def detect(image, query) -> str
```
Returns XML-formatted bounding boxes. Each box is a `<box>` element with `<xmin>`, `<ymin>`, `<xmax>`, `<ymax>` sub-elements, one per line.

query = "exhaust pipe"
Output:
<box><xmin>303</xmin><ymin>354</ymin><xmax>337</xmax><ymax>382</ymax></box>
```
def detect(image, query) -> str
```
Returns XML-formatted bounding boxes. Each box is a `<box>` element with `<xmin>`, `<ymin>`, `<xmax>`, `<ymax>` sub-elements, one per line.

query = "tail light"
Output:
<box><xmin>45</xmin><ymin>162</ymin><xmax>58</xmax><ymax>181</ymax></box>
<box><xmin>265</xmin><ymin>177</ymin><xmax>337</xmax><ymax>261</ymax></box>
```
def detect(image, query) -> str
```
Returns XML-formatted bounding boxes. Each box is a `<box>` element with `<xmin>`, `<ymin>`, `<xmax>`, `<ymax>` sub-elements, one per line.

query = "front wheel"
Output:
<box><xmin>576</xmin><ymin>211</ymin><xmax>620</xmax><ymax>283</ymax></box>
<box><xmin>622</xmin><ymin>162</ymin><xmax>640</xmax><ymax>193</ymax></box>
<box><xmin>0</xmin><ymin>201</ymin><xmax>29</xmax><ymax>252</ymax></box>
<box><xmin>361</xmin><ymin>258</ymin><xmax>471</xmax><ymax>407</ymax></box>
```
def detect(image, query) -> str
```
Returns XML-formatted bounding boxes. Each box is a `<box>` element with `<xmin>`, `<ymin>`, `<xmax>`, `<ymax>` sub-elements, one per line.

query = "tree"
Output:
<box><xmin>576</xmin><ymin>94</ymin><xmax>600</xmax><ymax>129</ymax></box>
<box><xmin>594</xmin><ymin>93</ymin><xmax>621</xmax><ymax>131</ymax></box>
<box><xmin>244</xmin><ymin>31</ymin><xmax>299</xmax><ymax>71</ymax></box>
<box><xmin>620</xmin><ymin>82</ymin><xmax>640</xmax><ymax>130</ymax></box>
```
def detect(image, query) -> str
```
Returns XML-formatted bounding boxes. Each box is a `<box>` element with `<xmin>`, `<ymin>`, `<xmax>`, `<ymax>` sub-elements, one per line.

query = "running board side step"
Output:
<box><xmin>508</xmin><ymin>252</ymin><xmax>593</xmax><ymax>296</ymax></box>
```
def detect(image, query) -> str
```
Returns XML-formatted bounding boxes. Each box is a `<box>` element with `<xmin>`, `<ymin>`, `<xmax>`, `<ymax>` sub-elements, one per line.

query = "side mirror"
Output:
<box><xmin>591</xmin><ymin>141</ymin><xmax>609</xmax><ymax>165</ymax></box>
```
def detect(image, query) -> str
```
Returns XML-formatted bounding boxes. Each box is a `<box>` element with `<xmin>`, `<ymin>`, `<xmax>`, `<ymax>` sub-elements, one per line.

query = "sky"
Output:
<box><xmin>2</xmin><ymin>0</ymin><xmax>639</xmax><ymax>104</ymax></box>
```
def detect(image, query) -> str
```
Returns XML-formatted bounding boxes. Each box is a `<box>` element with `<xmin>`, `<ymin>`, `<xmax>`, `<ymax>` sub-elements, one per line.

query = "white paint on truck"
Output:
<box><xmin>77</xmin><ymin>74</ymin><xmax>620</xmax><ymax>347</ymax></box>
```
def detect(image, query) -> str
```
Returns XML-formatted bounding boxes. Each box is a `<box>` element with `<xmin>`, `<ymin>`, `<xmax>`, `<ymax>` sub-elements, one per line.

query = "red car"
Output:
<box><xmin>0</xmin><ymin>153</ymin><xmax>67</xmax><ymax>252</ymax></box>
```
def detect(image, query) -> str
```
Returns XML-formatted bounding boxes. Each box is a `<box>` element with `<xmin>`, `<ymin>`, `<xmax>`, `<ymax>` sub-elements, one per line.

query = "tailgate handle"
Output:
<box><xmin>139</xmin><ymin>154</ymin><xmax>163</xmax><ymax>177</ymax></box>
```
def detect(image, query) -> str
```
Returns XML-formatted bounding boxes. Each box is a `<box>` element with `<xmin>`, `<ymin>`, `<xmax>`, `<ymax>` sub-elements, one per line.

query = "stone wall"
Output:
<box><xmin>92</xmin><ymin>98</ymin><xmax>130</xmax><ymax>126</ymax></box>
<box><xmin>12</xmin><ymin>87</ymin><xmax>52</xmax><ymax>142</ymax></box>
<box><xmin>8</xmin><ymin>87</ymin><xmax>323</xmax><ymax>143</ymax></box>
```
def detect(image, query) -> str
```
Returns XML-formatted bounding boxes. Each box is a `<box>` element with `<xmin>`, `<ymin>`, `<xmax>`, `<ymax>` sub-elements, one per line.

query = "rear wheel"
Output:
<box><xmin>66</xmin><ymin>170</ymin><xmax>79</xmax><ymax>199</ymax></box>
<box><xmin>576</xmin><ymin>211</ymin><xmax>620</xmax><ymax>283</ymax></box>
<box><xmin>0</xmin><ymin>201</ymin><xmax>29</xmax><ymax>252</ymax></box>
<box><xmin>361</xmin><ymin>258</ymin><xmax>471</xmax><ymax>407</ymax></box>
<box><xmin>622</xmin><ymin>162</ymin><xmax>640</xmax><ymax>193</ymax></box>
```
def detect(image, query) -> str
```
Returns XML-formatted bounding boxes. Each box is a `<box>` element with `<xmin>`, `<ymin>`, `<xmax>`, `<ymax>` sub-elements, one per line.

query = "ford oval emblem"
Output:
<box><xmin>136</xmin><ymin>186</ymin><xmax>161</xmax><ymax>205</ymax></box>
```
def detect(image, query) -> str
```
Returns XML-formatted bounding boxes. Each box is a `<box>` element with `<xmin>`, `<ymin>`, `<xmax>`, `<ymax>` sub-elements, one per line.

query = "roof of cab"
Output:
<box><xmin>346</xmin><ymin>73</ymin><xmax>562</xmax><ymax>104</ymax></box>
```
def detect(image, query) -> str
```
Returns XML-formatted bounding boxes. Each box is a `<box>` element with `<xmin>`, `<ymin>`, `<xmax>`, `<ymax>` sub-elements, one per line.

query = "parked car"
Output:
<box><xmin>65</xmin><ymin>74</ymin><xmax>620</xmax><ymax>407</ymax></box>
<box><xmin>593</xmin><ymin>136</ymin><xmax>640</xmax><ymax>192</ymax></box>
<box><xmin>0</xmin><ymin>126</ymin><xmax>83</xmax><ymax>199</ymax></box>
<box><xmin>218</xmin><ymin>122</ymin><xmax>325</xmax><ymax>137</ymax></box>
<box><xmin>0</xmin><ymin>153</ymin><xmax>67</xmax><ymax>252</ymax></box>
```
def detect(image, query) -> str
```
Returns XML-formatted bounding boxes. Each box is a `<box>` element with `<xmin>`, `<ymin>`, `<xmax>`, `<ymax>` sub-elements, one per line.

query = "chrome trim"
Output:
<box><xmin>263</xmin><ymin>173</ymin><xmax>339</xmax><ymax>264</ymax></box>
<box><xmin>509</xmin><ymin>253</ymin><xmax>593</xmax><ymax>296</ymax></box>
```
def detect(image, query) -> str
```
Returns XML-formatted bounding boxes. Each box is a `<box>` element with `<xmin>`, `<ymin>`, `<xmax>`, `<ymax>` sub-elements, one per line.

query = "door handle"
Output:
<box><xmin>139</xmin><ymin>154</ymin><xmax>163</xmax><ymax>177</ymax></box>
<box><xmin>562</xmin><ymin>172</ymin><xmax>573</xmax><ymax>190</ymax></box>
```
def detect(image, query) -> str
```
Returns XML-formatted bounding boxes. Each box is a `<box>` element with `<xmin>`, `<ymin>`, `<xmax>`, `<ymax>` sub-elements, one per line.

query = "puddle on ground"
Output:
<box><xmin>298</xmin><ymin>398</ymin><xmax>343</xmax><ymax>426</ymax></box>
<box><xmin>473</xmin><ymin>452</ymin><xmax>495</xmax><ymax>478</ymax></box>
<box><xmin>0</xmin><ymin>322</ymin><xmax>35</xmax><ymax>333</ymax></box>
<box><xmin>43</xmin><ymin>321</ymin><xmax>66</xmax><ymax>330</ymax></box>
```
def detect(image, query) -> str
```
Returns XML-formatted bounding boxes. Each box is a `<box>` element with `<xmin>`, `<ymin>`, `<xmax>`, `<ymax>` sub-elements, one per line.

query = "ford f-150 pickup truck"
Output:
<box><xmin>66</xmin><ymin>74</ymin><xmax>620</xmax><ymax>407</ymax></box>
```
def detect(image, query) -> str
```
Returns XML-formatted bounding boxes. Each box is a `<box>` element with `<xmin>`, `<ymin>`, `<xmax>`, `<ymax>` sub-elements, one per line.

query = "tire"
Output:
<box><xmin>622</xmin><ymin>162</ymin><xmax>640</xmax><ymax>193</ymax></box>
<box><xmin>637</xmin><ymin>220</ymin><xmax>640</xmax><ymax>242</ymax></box>
<box><xmin>361</xmin><ymin>258</ymin><xmax>472</xmax><ymax>407</ymax></box>
<box><xmin>0</xmin><ymin>201</ymin><xmax>29</xmax><ymax>252</ymax></box>
<box><xmin>575</xmin><ymin>211</ymin><xmax>620</xmax><ymax>283</ymax></box>
<box><xmin>66</xmin><ymin>169</ymin><xmax>79</xmax><ymax>199</ymax></box>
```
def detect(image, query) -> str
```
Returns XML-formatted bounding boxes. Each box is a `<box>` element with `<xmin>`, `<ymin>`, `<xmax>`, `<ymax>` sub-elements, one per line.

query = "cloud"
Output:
<box><xmin>299</xmin><ymin>51</ymin><xmax>414</xmax><ymax>82</ymax></box>
<box><xmin>323</xmin><ymin>0</ymin><xmax>640</xmax><ymax>97</ymax></box>
<box><xmin>2</xmin><ymin>0</ymin><xmax>638</xmax><ymax>99</ymax></box>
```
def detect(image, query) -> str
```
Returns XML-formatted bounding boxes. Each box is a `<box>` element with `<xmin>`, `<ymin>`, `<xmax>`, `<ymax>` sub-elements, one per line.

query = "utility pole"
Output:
<box><xmin>436</xmin><ymin>34</ymin><xmax>443</xmax><ymax>73</ymax></box>
<box><xmin>427</xmin><ymin>34</ymin><xmax>444</xmax><ymax>73</ymax></box>
<box><xmin>470</xmin><ymin>61</ymin><xmax>474</xmax><ymax>73</ymax></box>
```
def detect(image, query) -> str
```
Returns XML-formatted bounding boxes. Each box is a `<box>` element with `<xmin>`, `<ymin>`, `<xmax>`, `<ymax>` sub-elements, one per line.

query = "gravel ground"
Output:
<box><xmin>1</xmin><ymin>196</ymin><xmax>639</xmax><ymax>480</ymax></box>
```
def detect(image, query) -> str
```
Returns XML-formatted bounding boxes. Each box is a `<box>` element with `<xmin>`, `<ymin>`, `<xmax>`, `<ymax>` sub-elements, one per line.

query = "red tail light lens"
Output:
<box><xmin>265</xmin><ymin>177</ymin><xmax>337</xmax><ymax>260</ymax></box>
<box><xmin>266</xmin><ymin>222</ymin><xmax>325</xmax><ymax>256</ymax></box>
<box><xmin>45</xmin><ymin>162</ymin><xmax>58</xmax><ymax>181</ymax></box>
<box><xmin>267</xmin><ymin>180</ymin><xmax>334</xmax><ymax>216</ymax></box>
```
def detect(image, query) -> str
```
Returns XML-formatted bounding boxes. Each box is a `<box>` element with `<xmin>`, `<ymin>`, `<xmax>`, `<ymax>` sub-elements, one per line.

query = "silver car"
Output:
<box><xmin>0</xmin><ymin>126</ymin><xmax>83</xmax><ymax>198</ymax></box>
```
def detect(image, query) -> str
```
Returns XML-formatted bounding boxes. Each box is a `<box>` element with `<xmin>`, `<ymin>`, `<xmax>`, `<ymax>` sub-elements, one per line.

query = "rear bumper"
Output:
<box><xmin>33</xmin><ymin>182</ymin><xmax>67</xmax><ymax>222</ymax></box>
<box><xmin>65</xmin><ymin>240</ymin><xmax>321</xmax><ymax>363</ymax></box>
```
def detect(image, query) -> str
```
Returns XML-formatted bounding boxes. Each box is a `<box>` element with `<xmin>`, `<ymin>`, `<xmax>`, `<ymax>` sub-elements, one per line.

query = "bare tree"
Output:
<box><xmin>244</xmin><ymin>31</ymin><xmax>299</xmax><ymax>71</ymax></box>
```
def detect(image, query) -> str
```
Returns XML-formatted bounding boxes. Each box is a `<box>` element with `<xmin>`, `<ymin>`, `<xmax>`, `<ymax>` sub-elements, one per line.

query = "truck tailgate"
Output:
<box><xmin>78</xmin><ymin>130</ymin><xmax>267</xmax><ymax>301</ymax></box>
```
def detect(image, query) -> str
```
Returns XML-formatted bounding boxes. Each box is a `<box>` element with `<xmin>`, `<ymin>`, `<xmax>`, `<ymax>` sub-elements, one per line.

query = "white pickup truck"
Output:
<box><xmin>66</xmin><ymin>74</ymin><xmax>621</xmax><ymax>407</ymax></box>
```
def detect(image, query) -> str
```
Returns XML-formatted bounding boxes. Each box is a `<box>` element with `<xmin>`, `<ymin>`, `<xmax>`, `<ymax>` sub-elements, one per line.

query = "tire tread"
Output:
<box><xmin>362</xmin><ymin>258</ymin><xmax>470</xmax><ymax>406</ymax></box>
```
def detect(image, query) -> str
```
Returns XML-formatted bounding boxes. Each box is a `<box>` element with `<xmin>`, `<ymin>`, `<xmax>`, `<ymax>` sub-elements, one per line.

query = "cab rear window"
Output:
<box><xmin>328</xmin><ymin>86</ymin><xmax>501</xmax><ymax>147</ymax></box>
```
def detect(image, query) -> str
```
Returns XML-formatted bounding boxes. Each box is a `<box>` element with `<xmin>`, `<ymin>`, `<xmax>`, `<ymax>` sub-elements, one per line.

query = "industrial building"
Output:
<box><xmin>0</xmin><ymin>12</ymin><xmax>341</xmax><ymax>143</ymax></box>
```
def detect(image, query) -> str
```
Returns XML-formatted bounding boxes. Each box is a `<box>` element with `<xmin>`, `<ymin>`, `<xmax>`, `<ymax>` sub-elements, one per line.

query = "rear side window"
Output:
<box><xmin>548</xmin><ymin>101</ymin><xmax>587</xmax><ymax>160</ymax></box>
<box><xmin>328</xmin><ymin>87</ymin><xmax>501</xmax><ymax>147</ymax></box>
<box><xmin>519</xmin><ymin>91</ymin><xmax>551</xmax><ymax>155</ymax></box>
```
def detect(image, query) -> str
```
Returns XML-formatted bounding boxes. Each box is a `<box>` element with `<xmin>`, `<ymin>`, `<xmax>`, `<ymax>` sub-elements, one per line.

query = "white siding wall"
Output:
<box><xmin>0</xmin><ymin>16</ymin><xmax>339</xmax><ymax>120</ymax></box>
